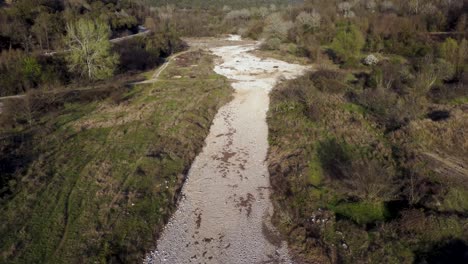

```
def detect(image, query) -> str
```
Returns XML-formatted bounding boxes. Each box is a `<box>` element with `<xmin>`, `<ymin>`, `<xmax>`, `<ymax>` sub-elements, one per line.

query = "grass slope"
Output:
<box><xmin>0</xmin><ymin>50</ymin><xmax>232</xmax><ymax>263</ymax></box>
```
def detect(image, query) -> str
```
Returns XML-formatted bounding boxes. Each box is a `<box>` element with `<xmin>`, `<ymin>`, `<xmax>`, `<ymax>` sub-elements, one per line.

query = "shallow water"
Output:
<box><xmin>144</xmin><ymin>38</ymin><xmax>307</xmax><ymax>264</ymax></box>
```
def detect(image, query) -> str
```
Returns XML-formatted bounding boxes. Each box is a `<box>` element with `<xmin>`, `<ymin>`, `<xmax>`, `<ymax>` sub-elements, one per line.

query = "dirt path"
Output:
<box><xmin>135</xmin><ymin>50</ymin><xmax>191</xmax><ymax>84</ymax></box>
<box><xmin>144</xmin><ymin>37</ymin><xmax>307</xmax><ymax>264</ymax></box>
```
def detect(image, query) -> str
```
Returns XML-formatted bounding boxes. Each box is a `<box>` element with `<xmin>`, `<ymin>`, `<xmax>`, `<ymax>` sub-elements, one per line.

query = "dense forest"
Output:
<box><xmin>0</xmin><ymin>0</ymin><xmax>467</xmax><ymax>263</ymax></box>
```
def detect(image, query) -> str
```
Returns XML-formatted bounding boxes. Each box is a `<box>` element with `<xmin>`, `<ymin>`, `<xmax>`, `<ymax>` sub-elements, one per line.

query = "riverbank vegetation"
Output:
<box><xmin>0</xmin><ymin>0</ymin><xmax>184</xmax><ymax>96</ymax></box>
<box><xmin>0</xmin><ymin>49</ymin><xmax>232</xmax><ymax>263</ymax></box>
<box><xmin>264</xmin><ymin>1</ymin><xmax>467</xmax><ymax>263</ymax></box>
<box><xmin>1</xmin><ymin>0</ymin><xmax>466</xmax><ymax>263</ymax></box>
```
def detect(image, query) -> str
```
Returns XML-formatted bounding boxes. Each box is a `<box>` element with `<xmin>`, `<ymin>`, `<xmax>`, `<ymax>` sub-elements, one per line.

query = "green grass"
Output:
<box><xmin>0</xmin><ymin>51</ymin><xmax>232</xmax><ymax>264</ymax></box>
<box><xmin>331</xmin><ymin>201</ymin><xmax>389</xmax><ymax>225</ymax></box>
<box><xmin>440</xmin><ymin>187</ymin><xmax>468</xmax><ymax>213</ymax></box>
<box><xmin>342</xmin><ymin>102</ymin><xmax>366</xmax><ymax>115</ymax></box>
<box><xmin>447</xmin><ymin>96</ymin><xmax>468</xmax><ymax>105</ymax></box>
<box><xmin>307</xmin><ymin>155</ymin><xmax>323</xmax><ymax>186</ymax></box>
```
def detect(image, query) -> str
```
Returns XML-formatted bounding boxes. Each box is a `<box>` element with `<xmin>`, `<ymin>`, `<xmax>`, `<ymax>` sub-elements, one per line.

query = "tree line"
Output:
<box><xmin>0</xmin><ymin>0</ymin><xmax>185</xmax><ymax>96</ymax></box>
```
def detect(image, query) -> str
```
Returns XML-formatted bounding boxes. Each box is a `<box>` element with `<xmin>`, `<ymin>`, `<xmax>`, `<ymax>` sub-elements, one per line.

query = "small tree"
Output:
<box><xmin>21</xmin><ymin>57</ymin><xmax>42</xmax><ymax>89</ymax></box>
<box><xmin>65</xmin><ymin>19</ymin><xmax>118</xmax><ymax>80</ymax></box>
<box><xmin>439</xmin><ymin>37</ymin><xmax>458</xmax><ymax>65</ymax></box>
<box><xmin>330</xmin><ymin>25</ymin><xmax>365</xmax><ymax>63</ymax></box>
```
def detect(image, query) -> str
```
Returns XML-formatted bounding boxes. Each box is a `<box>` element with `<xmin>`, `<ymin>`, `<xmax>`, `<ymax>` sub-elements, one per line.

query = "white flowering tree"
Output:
<box><xmin>338</xmin><ymin>2</ymin><xmax>353</xmax><ymax>17</ymax></box>
<box><xmin>366</xmin><ymin>0</ymin><xmax>377</xmax><ymax>12</ymax></box>
<box><xmin>264</xmin><ymin>13</ymin><xmax>293</xmax><ymax>41</ymax></box>
<box><xmin>296</xmin><ymin>10</ymin><xmax>321</xmax><ymax>32</ymax></box>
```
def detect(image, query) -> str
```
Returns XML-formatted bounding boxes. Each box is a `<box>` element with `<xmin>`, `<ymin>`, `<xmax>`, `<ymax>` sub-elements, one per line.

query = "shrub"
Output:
<box><xmin>21</xmin><ymin>57</ymin><xmax>42</xmax><ymax>88</ymax></box>
<box><xmin>332</xmin><ymin>201</ymin><xmax>389</xmax><ymax>225</ymax></box>
<box><xmin>242</xmin><ymin>19</ymin><xmax>265</xmax><ymax>40</ymax></box>
<box><xmin>309</xmin><ymin>69</ymin><xmax>348</xmax><ymax>93</ymax></box>
<box><xmin>330</xmin><ymin>24</ymin><xmax>365</xmax><ymax>64</ymax></box>
<box><xmin>297</xmin><ymin>35</ymin><xmax>321</xmax><ymax>61</ymax></box>
<box><xmin>261</xmin><ymin>37</ymin><xmax>281</xmax><ymax>50</ymax></box>
<box><xmin>317</xmin><ymin>138</ymin><xmax>352</xmax><ymax>180</ymax></box>
<box><xmin>343</xmin><ymin>158</ymin><xmax>396</xmax><ymax>202</ymax></box>
<box><xmin>0</xmin><ymin>50</ymin><xmax>47</xmax><ymax>96</ymax></box>
<box><xmin>225</xmin><ymin>9</ymin><xmax>251</xmax><ymax>21</ymax></box>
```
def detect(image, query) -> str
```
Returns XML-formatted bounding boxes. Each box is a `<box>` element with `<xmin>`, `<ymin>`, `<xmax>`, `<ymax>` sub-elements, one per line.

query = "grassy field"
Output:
<box><xmin>0</xmin><ymin>50</ymin><xmax>232</xmax><ymax>263</ymax></box>
<box><xmin>266</xmin><ymin>71</ymin><xmax>468</xmax><ymax>263</ymax></box>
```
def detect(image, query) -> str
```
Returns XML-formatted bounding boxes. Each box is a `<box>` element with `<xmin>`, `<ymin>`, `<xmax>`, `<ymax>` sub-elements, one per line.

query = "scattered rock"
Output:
<box><xmin>363</xmin><ymin>54</ymin><xmax>379</xmax><ymax>66</ymax></box>
<box><xmin>342</xmin><ymin>242</ymin><xmax>348</xmax><ymax>250</ymax></box>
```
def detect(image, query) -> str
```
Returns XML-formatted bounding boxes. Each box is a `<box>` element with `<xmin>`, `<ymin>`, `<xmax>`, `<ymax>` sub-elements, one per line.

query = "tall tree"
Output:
<box><xmin>32</xmin><ymin>12</ymin><xmax>55</xmax><ymax>50</ymax></box>
<box><xmin>65</xmin><ymin>19</ymin><xmax>118</xmax><ymax>80</ymax></box>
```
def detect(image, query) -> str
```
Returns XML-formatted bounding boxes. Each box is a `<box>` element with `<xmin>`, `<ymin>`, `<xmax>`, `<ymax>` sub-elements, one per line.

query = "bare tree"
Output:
<box><xmin>344</xmin><ymin>159</ymin><xmax>397</xmax><ymax>202</ymax></box>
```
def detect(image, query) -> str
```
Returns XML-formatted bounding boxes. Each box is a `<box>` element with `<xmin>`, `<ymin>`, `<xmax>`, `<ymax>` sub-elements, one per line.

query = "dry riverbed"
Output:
<box><xmin>144</xmin><ymin>36</ymin><xmax>307</xmax><ymax>264</ymax></box>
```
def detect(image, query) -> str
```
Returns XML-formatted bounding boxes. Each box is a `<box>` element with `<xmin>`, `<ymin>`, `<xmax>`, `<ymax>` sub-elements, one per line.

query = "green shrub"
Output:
<box><xmin>309</xmin><ymin>69</ymin><xmax>348</xmax><ymax>93</ymax></box>
<box><xmin>332</xmin><ymin>201</ymin><xmax>389</xmax><ymax>225</ymax></box>
<box><xmin>330</xmin><ymin>24</ymin><xmax>365</xmax><ymax>64</ymax></box>
<box><xmin>242</xmin><ymin>19</ymin><xmax>265</xmax><ymax>40</ymax></box>
<box><xmin>317</xmin><ymin>138</ymin><xmax>351</xmax><ymax>179</ymax></box>
<box><xmin>440</xmin><ymin>188</ymin><xmax>468</xmax><ymax>213</ymax></box>
<box><xmin>21</xmin><ymin>57</ymin><xmax>42</xmax><ymax>87</ymax></box>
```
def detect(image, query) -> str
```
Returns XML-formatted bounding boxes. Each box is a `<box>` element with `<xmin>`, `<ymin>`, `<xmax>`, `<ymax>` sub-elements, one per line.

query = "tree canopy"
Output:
<box><xmin>65</xmin><ymin>19</ymin><xmax>119</xmax><ymax>80</ymax></box>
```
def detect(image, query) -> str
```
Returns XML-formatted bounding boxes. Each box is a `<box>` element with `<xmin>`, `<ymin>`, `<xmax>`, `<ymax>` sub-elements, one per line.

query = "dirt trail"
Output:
<box><xmin>144</xmin><ymin>36</ymin><xmax>307</xmax><ymax>264</ymax></box>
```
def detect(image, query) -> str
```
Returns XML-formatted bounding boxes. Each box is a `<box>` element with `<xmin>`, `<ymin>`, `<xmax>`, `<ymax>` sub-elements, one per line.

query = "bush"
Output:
<box><xmin>242</xmin><ymin>19</ymin><xmax>264</xmax><ymax>40</ymax></box>
<box><xmin>0</xmin><ymin>50</ymin><xmax>47</xmax><ymax>96</ymax></box>
<box><xmin>318</xmin><ymin>137</ymin><xmax>397</xmax><ymax>201</ymax></box>
<box><xmin>297</xmin><ymin>35</ymin><xmax>321</xmax><ymax>61</ymax></box>
<box><xmin>309</xmin><ymin>69</ymin><xmax>348</xmax><ymax>93</ymax></box>
<box><xmin>330</xmin><ymin>24</ymin><xmax>365</xmax><ymax>64</ymax></box>
<box><xmin>21</xmin><ymin>57</ymin><xmax>42</xmax><ymax>88</ymax></box>
<box><xmin>333</xmin><ymin>201</ymin><xmax>389</xmax><ymax>225</ymax></box>
<box><xmin>317</xmin><ymin>138</ymin><xmax>351</xmax><ymax>180</ymax></box>
<box><xmin>261</xmin><ymin>37</ymin><xmax>281</xmax><ymax>50</ymax></box>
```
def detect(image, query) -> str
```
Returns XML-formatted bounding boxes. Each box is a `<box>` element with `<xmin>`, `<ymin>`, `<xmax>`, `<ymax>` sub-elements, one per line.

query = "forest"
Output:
<box><xmin>0</xmin><ymin>0</ymin><xmax>467</xmax><ymax>263</ymax></box>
